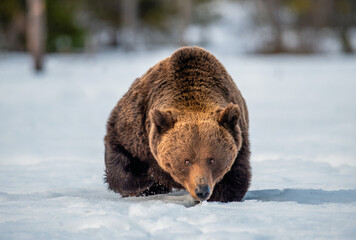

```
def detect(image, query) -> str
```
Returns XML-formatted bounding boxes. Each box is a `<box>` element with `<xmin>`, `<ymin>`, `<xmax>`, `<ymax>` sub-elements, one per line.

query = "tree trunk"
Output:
<box><xmin>120</xmin><ymin>0</ymin><xmax>138</xmax><ymax>50</ymax></box>
<box><xmin>254</xmin><ymin>0</ymin><xmax>284</xmax><ymax>53</ymax></box>
<box><xmin>108</xmin><ymin>27</ymin><xmax>119</xmax><ymax>47</ymax></box>
<box><xmin>340</xmin><ymin>26</ymin><xmax>353</xmax><ymax>54</ymax></box>
<box><xmin>268</xmin><ymin>0</ymin><xmax>284</xmax><ymax>53</ymax></box>
<box><xmin>177</xmin><ymin>0</ymin><xmax>192</xmax><ymax>46</ymax></box>
<box><xmin>27</xmin><ymin>0</ymin><xmax>46</xmax><ymax>72</ymax></box>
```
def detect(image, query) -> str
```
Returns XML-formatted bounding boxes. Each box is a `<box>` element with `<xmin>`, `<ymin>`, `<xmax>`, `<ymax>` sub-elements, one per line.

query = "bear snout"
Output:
<box><xmin>195</xmin><ymin>184</ymin><xmax>211</xmax><ymax>201</ymax></box>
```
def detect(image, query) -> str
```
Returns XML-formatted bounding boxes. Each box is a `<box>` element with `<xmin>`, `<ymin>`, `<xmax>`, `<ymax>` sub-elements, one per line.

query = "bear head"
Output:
<box><xmin>149</xmin><ymin>103</ymin><xmax>243</xmax><ymax>201</ymax></box>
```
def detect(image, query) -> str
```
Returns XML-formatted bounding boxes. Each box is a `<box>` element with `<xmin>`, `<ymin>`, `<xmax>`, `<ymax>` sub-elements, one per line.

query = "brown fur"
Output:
<box><xmin>104</xmin><ymin>46</ymin><xmax>251</xmax><ymax>202</ymax></box>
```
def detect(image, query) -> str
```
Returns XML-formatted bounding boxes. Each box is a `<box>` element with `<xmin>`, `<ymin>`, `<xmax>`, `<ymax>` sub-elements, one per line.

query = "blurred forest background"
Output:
<box><xmin>1</xmin><ymin>0</ymin><xmax>356</xmax><ymax>71</ymax></box>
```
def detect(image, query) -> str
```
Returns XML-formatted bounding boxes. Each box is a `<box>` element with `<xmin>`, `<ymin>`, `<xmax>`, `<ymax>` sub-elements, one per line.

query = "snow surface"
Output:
<box><xmin>1</xmin><ymin>49</ymin><xmax>356</xmax><ymax>239</ymax></box>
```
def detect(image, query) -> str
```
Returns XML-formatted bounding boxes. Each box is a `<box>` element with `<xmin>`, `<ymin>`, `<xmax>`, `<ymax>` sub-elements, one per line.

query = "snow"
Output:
<box><xmin>1</xmin><ymin>49</ymin><xmax>356</xmax><ymax>239</ymax></box>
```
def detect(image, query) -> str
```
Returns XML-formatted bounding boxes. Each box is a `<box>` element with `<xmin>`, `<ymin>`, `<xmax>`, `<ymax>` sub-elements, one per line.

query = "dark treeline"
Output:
<box><xmin>0</xmin><ymin>0</ymin><xmax>215</xmax><ymax>53</ymax></box>
<box><xmin>251</xmin><ymin>0</ymin><xmax>356</xmax><ymax>54</ymax></box>
<box><xmin>0</xmin><ymin>0</ymin><xmax>355</xmax><ymax>56</ymax></box>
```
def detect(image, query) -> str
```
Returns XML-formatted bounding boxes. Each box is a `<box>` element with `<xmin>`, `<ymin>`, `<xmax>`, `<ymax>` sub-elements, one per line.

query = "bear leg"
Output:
<box><xmin>208</xmin><ymin>140</ymin><xmax>251</xmax><ymax>202</ymax></box>
<box><xmin>105</xmin><ymin>145</ymin><xmax>154</xmax><ymax>197</ymax></box>
<box><xmin>138</xmin><ymin>182</ymin><xmax>171</xmax><ymax>196</ymax></box>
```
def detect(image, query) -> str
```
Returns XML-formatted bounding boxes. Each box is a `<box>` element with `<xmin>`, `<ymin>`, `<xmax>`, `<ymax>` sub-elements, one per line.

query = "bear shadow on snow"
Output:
<box><xmin>104</xmin><ymin>46</ymin><xmax>251</xmax><ymax>203</ymax></box>
<box><xmin>244</xmin><ymin>188</ymin><xmax>356</xmax><ymax>205</ymax></box>
<box><xmin>119</xmin><ymin>188</ymin><xmax>356</xmax><ymax>207</ymax></box>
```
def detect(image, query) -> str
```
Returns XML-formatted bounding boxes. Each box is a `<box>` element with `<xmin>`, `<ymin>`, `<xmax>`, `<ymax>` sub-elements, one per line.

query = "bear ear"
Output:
<box><xmin>149</xmin><ymin>109</ymin><xmax>177</xmax><ymax>134</ymax></box>
<box><xmin>217</xmin><ymin>103</ymin><xmax>240</xmax><ymax>132</ymax></box>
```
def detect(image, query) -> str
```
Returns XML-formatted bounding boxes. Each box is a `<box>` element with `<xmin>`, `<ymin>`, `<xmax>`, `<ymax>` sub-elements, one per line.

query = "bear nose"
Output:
<box><xmin>195</xmin><ymin>185</ymin><xmax>210</xmax><ymax>201</ymax></box>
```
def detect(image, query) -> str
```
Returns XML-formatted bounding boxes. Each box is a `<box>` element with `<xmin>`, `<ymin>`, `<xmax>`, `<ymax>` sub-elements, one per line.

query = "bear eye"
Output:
<box><xmin>184</xmin><ymin>159</ymin><xmax>191</xmax><ymax>165</ymax></box>
<box><xmin>208</xmin><ymin>158</ymin><xmax>215</xmax><ymax>164</ymax></box>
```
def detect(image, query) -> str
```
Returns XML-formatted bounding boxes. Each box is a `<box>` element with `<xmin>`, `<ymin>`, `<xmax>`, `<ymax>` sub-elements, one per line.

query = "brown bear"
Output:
<box><xmin>104</xmin><ymin>46</ymin><xmax>251</xmax><ymax>202</ymax></box>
